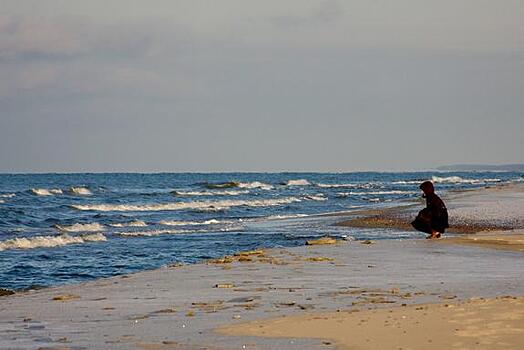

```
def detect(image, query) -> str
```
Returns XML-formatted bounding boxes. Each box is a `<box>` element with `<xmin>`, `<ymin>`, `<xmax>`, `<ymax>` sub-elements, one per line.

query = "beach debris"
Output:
<box><xmin>151</xmin><ymin>308</ymin><xmax>177</xmax><ymax>314</ymax></box>
<box><xmin>214</xmin><ymin>283</ymin><xmax>235</xmax><ymax>289</ymax></box>
<box><xmin>306</xmin><ymin>256</ymin><xmax>334</xmax><ymax>262</ymax></box>
<box><xmin>232</xmin><ymin>314</ymin><xmax>242</xmax><ymax>319</ymax></box>
<box><xmin>52</xmin><ymin>294</ymin><xmax>80</xmax><ymax>302</ymax></box>
<box><xmin>297</xmin><ymin>304</ymin><xmax>315</xmax><ymax>310</ymax></box>
<box><xmin>360</xmin><ymin>240</ymin><xmax>375</xmax><ymax>245</ymax></box>
<box><xmin>227</xmin><ymin>296</ymin><xmax>259</xmax><ymax>303</ymax></box>
<box><xmin>440</xmin><ymin>294</ymin><xmax>457</xmax><ymax>300</ymax></box>
<box><xmin>185</xmin><ymin>311</ymin><xmax>195</xmax><ymax>317</ymax></box>
<box><xmin>234</xmin><ymin>249</ymin><xmax>265</xmax><ymax>257</ymax></box>
<box><xmin>191</xmin><ymin>300</ymin><xmax>226</xmax><ymax>312</ymax></box>
<box><xmin>0</xmin><ymin>288</ymin><xmax>14</xmax><ymax>297</ymax></box>
<box><xmin>237</xmin><ymin>256</ymin><xmax>253</xmax><ymax>262</ymax></box>
<box><xmin>208</xmin><ymin>256</ymin><xmax>234</xmax><ymax>264</ymax></box>
<box><xmin>306</xmin><ymin>237</ymin><xmax>337</xmax><ymax>245</ymax></box>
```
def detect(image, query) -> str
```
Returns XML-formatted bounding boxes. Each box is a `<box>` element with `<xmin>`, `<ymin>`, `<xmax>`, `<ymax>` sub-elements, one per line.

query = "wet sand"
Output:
<box><xmin>0</xmin><ymin>183</ymin><xmax>523</xmax><ymax>349</ymax></box>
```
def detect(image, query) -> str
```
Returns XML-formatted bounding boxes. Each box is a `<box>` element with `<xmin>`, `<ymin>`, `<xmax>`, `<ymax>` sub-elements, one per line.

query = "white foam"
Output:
<box><xmin>0</xmin><ymin>233</ymin><xmax>107</xmax><ymax>251</ymax></box>
<box><xmin>237</xmin><ymin>181</ymin><xmax>274</xmax><ymax>190</ymax></box>
<box><xmin>116</xmin><ymin>229</ymin><xmax>201</xmax><ymax>237</ymax></box>
<box><xmin>285</xmin><ymin>179</ymin><xmax>311</xmax><ymax>186</ymax></box>
<box><xmin>0</xmin><ymin>200</ymin><xmax>4</xmax><ymax>204</ymax></box>
<box><xmin>173</xmin><ymin>190</ymin><xmax>250</xmax><ymax>196</ymax></box>
<box><xmin>69</xmin><ymin>187</ymin><xmax>92</xmax><ymax>195</ymax></box>
<box><xmin>393</xmin><ymin>176</ymin><xmax>502</xmax><ymax>185</ymax></box>
<box><xmin>317</xmin><ymin>183</ymin><xmax>359</xmax><ymax>188</ymax></box>
<box><xmin>0</xmin><ymin>193</ymin><xmax>15</xmax><ymax>198</ymax></box>
<box><xmin>109</xmin><ymin>221</ymin><xmax>148</xmax><ymax>228</ymax></box>
<box><xmin>31</xmin><ymin>188</ymin><xmax>63</xmax><ymax>196</ymax></box>
<box><xmin>71</xmin><ymin>197</ymin><xmax>301</xmax><ymax>212</ymax></box>
<box><xmin>264</xmin><ymin>214</ymin><xmax>309</xmax><ymax>220</ymax></box>
<box><xmin>55</xmin><ymin>223</ymin><xmax>105</xmax><ymax>232</ymax></box>
<box><xmin>337</xmin><ymin>190</ymin><xmax>416</xmax><ymax>196</ymax></box>
<box><xmin>160</xmin><ymin>219</ymin><xmax>222</xmax><ymax>226</ymax></box>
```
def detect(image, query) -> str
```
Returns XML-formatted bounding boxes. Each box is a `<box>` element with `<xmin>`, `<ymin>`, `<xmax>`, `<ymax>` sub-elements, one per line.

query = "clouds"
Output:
<box><xmin>270</xmin><ymin>0</ymin><xmax>344</xmax><ymax>28</ymax></box>
<box><xmin>0</xmin><ymin>1</ymin><xmax>523</xmax><ymax>172</ymax></box>
<box><xmin>0</xmin><ymin>15</ymin><xmax>154</xmax><ymax>61</ymax></box>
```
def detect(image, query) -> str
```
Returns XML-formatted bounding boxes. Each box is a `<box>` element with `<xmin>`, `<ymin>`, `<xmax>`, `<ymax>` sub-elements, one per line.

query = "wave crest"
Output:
<box><xmin>108</xmin><ymin>221</ymin><xmax>148</xmax><ymax>228</ymax></box>
<box><xmin>0</xmin><ymin>233</ymin><xmax>107</xmax><ymax>251</ymax></box>
<box><xmin>172</xmin><ymin>190</ymin><xmax>250</xmax><ymax>196</ymax></box>
<box><xmin>70</xmin><ymin>187</ymin><xmax>92</xmax><ymax>195</ymax></box>
<box><xmin>284</xmin><ymin>179</ymin><xmax>311</xmax><ymax>186</ymax></box>
<box><xmin>31</xmin><ymin>188</ymin><xmax>63</xmax><ymax>196</ymax></box>
<box><xmin>71</xmin><ymin>197</ymin><xmax>301</xmax><ymax>212</ymax></box>
<box><xmin>55</xmin><ymin>223</ymin><xmax>105</xmax><ymax>232</ymax></box>
<box><xmin>160</xmin><ymin>219</ymin><xmax>222</xmax><ymax>226</ymax></box>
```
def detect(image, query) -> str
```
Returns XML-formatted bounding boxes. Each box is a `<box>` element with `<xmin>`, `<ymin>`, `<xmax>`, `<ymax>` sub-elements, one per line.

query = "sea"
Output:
<box><xmin>0</xmin><ymin>172</ymin><xmax>522</xmax><ymax>291</ymax></box>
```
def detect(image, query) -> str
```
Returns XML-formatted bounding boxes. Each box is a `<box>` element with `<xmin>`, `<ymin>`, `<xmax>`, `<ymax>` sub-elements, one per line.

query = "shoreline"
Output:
<box><xmin>336</xmin><ymin>182</ymin><xmax>524</xmax><ymax>234</ymax></box>
<box><xmin>1</xmin><ymin>183</ymin><xmax>523</xmax><ymax>349</ymax></box>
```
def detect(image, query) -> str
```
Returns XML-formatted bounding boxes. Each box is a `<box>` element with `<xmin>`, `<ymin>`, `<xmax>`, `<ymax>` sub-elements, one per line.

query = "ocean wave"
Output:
<box><xmin>393</xmin><ymin>176</ymin><xmax>502</xmax><ymax>185</ymax></box>
<box><xmin>31</xmin><ymin>188</ymin><xmax>63</xmax><ymax>196</ymax></box>
<box><xmin>0</xmin><ymin>193</ymin><xmax>15</xmax><ymax>198</ymax></box>
<box><xmin>337</xmin><ymin>190</ymin><xmax>416</xmax><ymax>196</ymax></box>
<box><xmin>304</xmin><ymin>194</ymin><xmax>327</xmax><ymax>201</ymax></box>
<box><xmin>264</xmin><ymin>214</ymin><xmax>309</xmax><ymax>220</ymax></box>
<box><xmin>204</xmin><ymin>181</ymin><xmax>274</xmax><ymax>190</ymax></box>
<box><xmin>55</xmin><ymin>223</ymin><xmax>105</xmax><ymax>232</ymax></box>
<box><xmin>284</xmin><ymin>179</ymin><xmax>311</xmax><ymax>186</ymax></box>
<box><xmin>71</xmin><ymin>197</ymin><xmax>302</xmax><ymax>212</ymax></box>
<box><xmin>317</xmin><ymin>183</ymin><xmax>359</xmax><ymax>188</ymax></box>
<box><xmin>159</xmin><ymin>219</ymin><xmax>222</xmax><ymax>226</ymax></box>
<box><xmin>69</xmin><ymin>187</ymin><xmax>92</xmax><ymax>195</ymax></box>
<box><xmin>0</xmin><ymin>200</ymin><xmax>4</xmax><ymax>204</ymax></box>
<box><xmin>172</xmin><ymin>190</ymin><xmax>250</xmax><ymax>196</ymax></box>
<box><xmin>237</xmin><ymin>181</ymin><xmax>274</xmax><ymax>190</ymax></box>
<box><xmin>116</xmin><ymin>225</ymin><xmax>243</xmax><ymax>237</ymax></box>
<box><xmin>108</xmin><ymin>221</ymin><xmax>148</xmax><ymax>228</ymax></box>
<box><xmin>0</xmin><ymin>233</ymin><xmax>107</xmax><ymax>251</ymax></box>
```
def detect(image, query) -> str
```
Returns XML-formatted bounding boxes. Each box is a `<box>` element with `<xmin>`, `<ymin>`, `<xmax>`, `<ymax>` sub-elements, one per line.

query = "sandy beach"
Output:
<box><xmin>1</xmin><ymin>183</ymin><xmax>523</xmax><ymax>349</ymax></box>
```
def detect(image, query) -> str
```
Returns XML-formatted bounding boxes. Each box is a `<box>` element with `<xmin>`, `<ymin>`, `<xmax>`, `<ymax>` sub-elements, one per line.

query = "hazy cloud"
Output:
<box><xmin>270</xmin><ymin>0</ymin><xmax>344</xmax><ymax>28</ymax></box>
<box><xmin>0</xmin><ymin>15</ymin><xmax>154</xmax><ymax>61</ymax></box>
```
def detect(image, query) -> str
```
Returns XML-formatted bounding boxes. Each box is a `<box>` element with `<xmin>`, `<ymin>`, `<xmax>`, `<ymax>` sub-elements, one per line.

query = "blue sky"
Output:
<box><xmin>1</xmin><ymin>0</ymin><xmax>523</xmax><ymax>172</ymax></box>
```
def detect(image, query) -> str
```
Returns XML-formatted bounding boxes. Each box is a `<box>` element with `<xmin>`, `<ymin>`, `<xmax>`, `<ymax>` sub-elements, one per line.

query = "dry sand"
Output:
<box><xmin>218</xmin><ymin>296</ymin><xmax>524</xmax><ymax>350</ymax></box>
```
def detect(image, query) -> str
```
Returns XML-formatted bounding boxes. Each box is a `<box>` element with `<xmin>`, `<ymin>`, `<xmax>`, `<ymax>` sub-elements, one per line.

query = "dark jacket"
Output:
<box><xmin>411</xmin><ymin>192</ymin><xmax>449</xmax><ymax>234</ymax></box>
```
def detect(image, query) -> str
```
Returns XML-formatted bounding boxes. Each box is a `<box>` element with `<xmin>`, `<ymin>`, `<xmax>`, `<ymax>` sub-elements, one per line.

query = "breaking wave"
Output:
<box><xmin>284</xmin><ymin>179</ymin><xmax>311</xmax><ymax>186</ymax></box>
<box><xmin>393</xmin><ymin>176</ymin><xmax>502</xmax><ymax>185</ymax></box>
<box><xmin>71</xmin><ymin>197</ymin><xmax>301</xmax><ymax>212</ymax></box>
<box><xmin>160</xmin><ymin>219</ymin><xmax>223</xmax><ymax>226</ymax></box>
<box><xmin>237</xmin><ymin>182</ymin><xmax>274</xmax><ymax>190</ymax></box>
<box><xmin>204</xmin><ymin>181</ymin><xmax>274</xmax><ymax>190</ymax></box>
<box><xmin>0</xmin><ymin>200</ymin><xmax>4</xmax><ymax>204</ymax></box>
<box><xmin>69</xmin><ymin>187</ymin><xmax>92</xmax><ymax>195</ymax></box>
<box><xmin>55</xmin><ymin>223</ymin><xmax>105</xmax><ymax>232</ymax></box>
<box><xmin>31</xmin><ymin>188</ymin><xmax>63</xmax><ymax>196</ymax></box>
<box><xmin>172</xmin><ymin>190</ymin><xmax>250</xmax><ymax>196</ymax></box>
<box><xmin>108</xmin><ymin>221</ymin><xmax>148</xmax><ymax>228</ymax></box>
<box><xmin>0</xmin><ymin>193</ymin><xmax>15</xmax><ymax>198</ymax></box>
<box><xmin>0</xmin><ymin>233</ymin><xmax>107</xmax><ymax>251</ymax></box>
<box><xmin>117</xmin><ymin>225</ymin><xmax>243</xmax><ymax>237</ymax></box>
<box><xmin>337</xmin><ymin>190</ymin><xmax>417</xmax><ymax>196</ymax></box>
<box><xmin>264</xmin><ymin>214</ymin><xmax>309</xmax><ymax>220</ymax></box>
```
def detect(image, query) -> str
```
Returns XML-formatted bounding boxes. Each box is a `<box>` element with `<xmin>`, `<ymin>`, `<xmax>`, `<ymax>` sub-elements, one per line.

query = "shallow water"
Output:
<box><xmin>0</xmin><ymin>172</ymin><xmax>521</xmax><ymax>290</ymax></box>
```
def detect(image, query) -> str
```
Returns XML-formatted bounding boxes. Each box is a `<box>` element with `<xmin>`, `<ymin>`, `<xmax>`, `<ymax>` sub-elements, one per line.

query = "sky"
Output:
<box><xmin>1</xmin><ymin>0</ymin><xmax>523</xmax><ymax>172</ymax></box>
